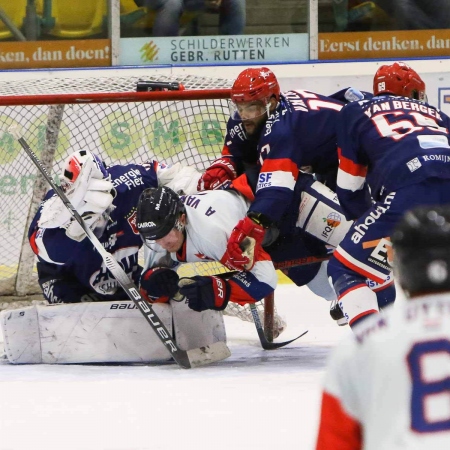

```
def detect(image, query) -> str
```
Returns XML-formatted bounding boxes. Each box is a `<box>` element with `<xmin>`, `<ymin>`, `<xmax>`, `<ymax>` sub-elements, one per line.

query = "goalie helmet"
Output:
<box><xmin>373</xmin><ymin>62</ymin><xmax>426</xmax><ymax>101</ymax></box>
<box><xmin>62</xmin><ymin>149</ymin><xmax>108</xmax><ymax>184</ymax></box>
<box><xmin>136</xmin><ymin>186</ymin><xmax>186</xmax><ymax>241</ymax></box>
<box><xmin>392</xmin><ymin>205</ymin><xmax>450</xmax><ymax>296</ymax></box>
<box><xmin>231</xmin><ymin>67</ymin><xmax>280</xmax><ymax>104</ymax></box>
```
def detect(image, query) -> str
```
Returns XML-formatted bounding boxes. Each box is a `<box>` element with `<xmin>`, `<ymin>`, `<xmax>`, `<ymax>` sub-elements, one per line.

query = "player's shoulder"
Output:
<box><xmin>183</xmin><ymin>190</ymin><xmax>247</xmax><ymax>221</ymax></box>
<box><xmin>183</xmin><ymin>189</ymin><xmax>247</xmax><ymax>207</ymax></box>
<box><xmin>338</xmin><ymin>97</ymin><xmax>372</xmax><ymax>121</ymax></box>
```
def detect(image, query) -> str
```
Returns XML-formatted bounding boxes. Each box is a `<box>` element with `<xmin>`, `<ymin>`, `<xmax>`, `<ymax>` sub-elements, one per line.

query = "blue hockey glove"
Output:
<box><xmin>140</xmin><ymin>267</ymin><xmax>180</xmax><ymax>304</ymax></box>
<box><xmin>178</xmin><ymin>276</ymin><xmax>230</xmax><ymax>312</ymax></box>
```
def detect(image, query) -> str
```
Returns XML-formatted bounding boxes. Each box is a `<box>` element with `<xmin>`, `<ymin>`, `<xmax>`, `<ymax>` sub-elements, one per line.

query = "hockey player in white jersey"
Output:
<box><xmin>136</xmin><ymin>186</ymin><xmax>278</xmax><ymax>312</ymax></box>
<box><xmin>315</xmin><ymin>205</ymin><xmax>450</xmax><ymax>449</ymax></box>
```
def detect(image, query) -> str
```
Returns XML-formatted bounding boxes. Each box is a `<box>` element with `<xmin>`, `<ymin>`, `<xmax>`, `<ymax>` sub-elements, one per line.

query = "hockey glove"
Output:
<box><xmin>222</xmin><ymin>216</ymin><xmax>266</xmax><ymax>271</ymax></box>
<box><xmin>140</xmin><ymin>267</ymin><xmax>180</xmax><ymax>304</ymax></box>
<box><xmin>178</xmin><ymin>276</ymin><xmax>230</xmax><ymax>312</ymax></box>
<box><xmin>197</xmin><ymin>158</ymin><xmax>237</xmax><ymax>191</ymax></box>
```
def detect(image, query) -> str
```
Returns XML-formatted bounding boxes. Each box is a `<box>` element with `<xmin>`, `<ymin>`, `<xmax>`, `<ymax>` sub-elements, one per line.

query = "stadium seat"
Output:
<box><xmin>42</xmin><ymin>0</ymin><xmax>107</xmax><ymax>38</ymax></box>
<box><xmin>0</xmin><ymin>1</ymin><xmax>27</xmax><ymax>40</ymax></box>
<box><xmin>120</xmin><ymin>0</ymin><xmax>200</xmax><ymax>36</ymax></box>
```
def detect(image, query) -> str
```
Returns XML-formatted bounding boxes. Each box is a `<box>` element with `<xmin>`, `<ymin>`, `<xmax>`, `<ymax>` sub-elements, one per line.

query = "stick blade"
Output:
<box><xmin>261</xmin><ymin>330</ymin><xmax>308</xmax><ymax>350</ymax></box>
<box><xmin>186</xmin><ymin>341</ymin><xmax>231</xmax><ymax>368</ymax></box>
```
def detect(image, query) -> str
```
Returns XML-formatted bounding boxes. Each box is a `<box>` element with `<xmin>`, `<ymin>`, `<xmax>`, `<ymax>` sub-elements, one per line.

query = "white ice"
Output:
<box><xmin>0</xmin><ymin>285</ymin><xmax>353</xmax><ymax>450</ymax></box>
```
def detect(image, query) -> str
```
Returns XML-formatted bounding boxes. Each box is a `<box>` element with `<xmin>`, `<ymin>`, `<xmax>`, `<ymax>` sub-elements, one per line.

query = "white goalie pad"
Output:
<box><xmin>297</xmin><ymin>181</ymin><xmax>353</xmax><ymax>247</ymax></box>
<box><xmin>172</xmin><ymin>299</ymin><xmax>226</xmax><ymax>349</ymax></box>
<box><xmin>1</xmin><ymin>300</ymin><xmax>225</xmax><ymax>364</ymax></box>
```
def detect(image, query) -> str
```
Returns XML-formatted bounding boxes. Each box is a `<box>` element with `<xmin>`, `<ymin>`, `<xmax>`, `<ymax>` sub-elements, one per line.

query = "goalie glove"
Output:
<box><xmin>197</xmin><ymin>158</ymin><xmax>237</xmax><ymax>191</ymax></box>
<box><xmin>139</xmin><ymin>267</ymin><xmax>180</xmax><ymax>304</ymax></box>
<box><xmin>178</xmin><ymin>276</ymin><xmax>230</xmax><ymax>312</ymax></box>
<box><xmin>39</xmin><ymin>150</ymin><xmax>116</xmax><ymax>239</ymax></box>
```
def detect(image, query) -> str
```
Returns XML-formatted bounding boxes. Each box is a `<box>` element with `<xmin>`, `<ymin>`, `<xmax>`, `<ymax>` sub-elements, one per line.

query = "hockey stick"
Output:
<box><xmin>201</xmin><ymin>264</ymin><xmax>317</xmax><ymax>350</ymax></box>
<box><xmin>10</xmin><ymin>125</ymin><xmax>230</xmax><ymax>369</ymax></box>
<box><xmin>249</xmin><ymin>303</ymin><xmax>308</xmax><ymax>350</ymax></box>
<box><xmin>273</xmin><ymin>254</ymin><xmax>332</xmax><ymax>270</ymax></box>
<box><xmin>240</xmin><ymin>240</ymin><xmax>329</xmax><ymax>348</ymax></box>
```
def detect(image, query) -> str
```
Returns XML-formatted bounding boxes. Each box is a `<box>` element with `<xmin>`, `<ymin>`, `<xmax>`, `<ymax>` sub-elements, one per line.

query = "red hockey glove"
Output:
<box><xmin>222</xmin><ymin>216</ymin><xmax>266</xmax><ymax>271</ymax></box>
<box><xmin>178</xmin><ymin>276</ymin><xmax>230</xmax><ymax>312</ymax></box>
<box><xmin>139</xmin><ymin>267</ymin><xmax>180</xmax><ymax>304</ymax></box>
<box><xmin>197</xmin><ymin>158</ymin><xmax>237</xmax><ymax>191</ymax></box>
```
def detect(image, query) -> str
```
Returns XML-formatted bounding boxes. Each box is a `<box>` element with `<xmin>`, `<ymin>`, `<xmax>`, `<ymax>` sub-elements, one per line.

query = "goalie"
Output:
<box><xmin>28</xmin><ymin>149</ymin><xmax>200</xmax><ymax>304</ymax></box>
<box><xmin>1</xmin><ymin>150</ymin><xmax>228</xmax><ymax>365</ymax></box>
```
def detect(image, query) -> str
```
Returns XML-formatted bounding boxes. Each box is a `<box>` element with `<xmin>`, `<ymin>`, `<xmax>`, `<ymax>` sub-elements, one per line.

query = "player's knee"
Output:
<box><xmin>368</xmin><ymin>276</ymin><xmax>396</xmax><ymax>310</ymax></box>
<box><xmin>327</xmin><ymin>257</ymin><xmax>365</xmax><ymax>297</ymax></box>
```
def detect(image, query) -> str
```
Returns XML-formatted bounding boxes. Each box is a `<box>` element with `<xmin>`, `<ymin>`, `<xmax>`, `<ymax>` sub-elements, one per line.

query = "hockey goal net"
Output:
<box><xmin>0</xmin><ymin>71</ymin><xmax>284</xmax><ymax>339</ymax></box>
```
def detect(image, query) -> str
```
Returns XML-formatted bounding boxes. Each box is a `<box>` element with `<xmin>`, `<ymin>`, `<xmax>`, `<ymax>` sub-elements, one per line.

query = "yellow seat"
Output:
<box><xmin>0</xmin><ymin>1</ymin><xmax>27</xmax><ymax>40</ymax></box>
<box><xmin>45</xmin><ymin>0</ymin><xmax>107</xmax><ymax>38</ymax></box>
<box><xmin>120</xmin><ymin>0</ymin><xmax>199</xmax><ymax>34</ymax></box>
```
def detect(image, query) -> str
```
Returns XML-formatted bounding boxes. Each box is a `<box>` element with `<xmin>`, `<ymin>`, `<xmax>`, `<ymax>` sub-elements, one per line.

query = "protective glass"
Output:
<box><xmin>141</xmin><ymin>235</ymin><xmax>166</xmax><ymax>251</ymax></box>
<box><xmin>229</xmin><ymin>99</ymin><xmax>269</xmax><ymax>121</ymax></box>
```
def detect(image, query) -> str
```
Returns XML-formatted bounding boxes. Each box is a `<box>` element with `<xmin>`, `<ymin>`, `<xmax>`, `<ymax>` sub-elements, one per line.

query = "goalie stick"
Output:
<box><xmin>10</xmin><ymin>125</ymin><xmax>230</xmax><ymax>369</ymax></box>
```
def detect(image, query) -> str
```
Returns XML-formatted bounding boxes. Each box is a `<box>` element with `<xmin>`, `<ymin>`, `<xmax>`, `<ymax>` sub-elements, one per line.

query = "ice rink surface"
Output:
<box><xmin>0</xmin><ymin>284</ymin><xmax>353</xmax><ymax>450</ymax></box>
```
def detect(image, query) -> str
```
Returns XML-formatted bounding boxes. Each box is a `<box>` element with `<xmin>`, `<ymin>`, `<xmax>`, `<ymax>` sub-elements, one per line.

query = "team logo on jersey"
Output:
<box><xmin>126</xmin><ymin>208</ymin><xmax>139</xmax><ymax>235</ymax></box>
<box><xmin>91</xmin><ymin>248</ymin><xmax>139</xmax><ymax>294</ymax></box>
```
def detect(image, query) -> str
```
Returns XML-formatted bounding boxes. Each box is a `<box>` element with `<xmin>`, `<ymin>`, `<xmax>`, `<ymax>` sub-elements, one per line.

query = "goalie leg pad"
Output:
<box><xmin>1</xmin><ymin>301</ymin><xmax>174</xmax><ymax>364</ymax></box>
<box><xmin>172</xmin><ymin>299</ymin><xmax>226</xmax><ymax>351</ymax></box>
<box><xmin>297</xmin><ymin>180</ymin><xmax>353</xmax><ymax>247</ymax></box>
<box><xmin>1</xmin><ymin>305</ymin><xmax>42</xmax><ymax>364</ymax></box>
<box><xmin>1</xmin><ymin>300</ymin><xmax>227</xmax><ymax>364</ymax></box>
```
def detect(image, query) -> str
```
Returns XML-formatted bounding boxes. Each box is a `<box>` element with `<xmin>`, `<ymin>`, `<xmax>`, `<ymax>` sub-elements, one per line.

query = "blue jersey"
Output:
<box><xmin>336</xmin><ymin>95</ymin><xmax>450</xmax><ymax>220</ymax></box>
<box><xmin>28</xmin><ymin>161</ymin><xmax>161</xmax><ymax>303</ymax></box>
<box><xmin>249</xmin><ymin>90</ymin><xmax>344</xmax><ymax>223</ymax></box>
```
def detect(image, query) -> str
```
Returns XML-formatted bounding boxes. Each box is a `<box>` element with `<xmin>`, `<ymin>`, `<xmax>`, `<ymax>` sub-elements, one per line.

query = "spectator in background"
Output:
<box><xmin>136</xmin><ymin>0</ymin><xmax>246</xmax><ymax>36</ymax></box>
<box><xmin>375</xmin><ymin>0</ymin><xmax>450</xmax><ymax>30</ymax></box>
<box><xmin>332</xmin><ymin>0</ymin><xmax>392</xmax><ymax>32</ymax></box>
<box><xmin>332</xmin><ymin>0</ymin><xmax>450</xmax><ymax>32</ymax></box>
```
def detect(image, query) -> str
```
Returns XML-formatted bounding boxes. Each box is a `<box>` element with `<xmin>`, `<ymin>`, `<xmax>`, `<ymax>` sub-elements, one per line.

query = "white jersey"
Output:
<box><xmin>144</xmin><ymin>190</ymin><xmax>277</xmax><ymax>304</ymax></box>
<box><xmin>316</xmin><ymin>293</ymin><xmax>450</xmax><ymax>450</ymax></box>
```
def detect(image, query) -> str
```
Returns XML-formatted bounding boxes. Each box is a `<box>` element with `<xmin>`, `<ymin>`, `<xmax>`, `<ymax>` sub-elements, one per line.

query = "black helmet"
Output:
<box><xmin>392</xmin><ymin>205</ymin><xmax>450</xmax><ymax>295</ymax></box>
<box><xmin>136</xmin><ymin>186</ymin><xmax>185</xmax><ymax>241</ymax></box>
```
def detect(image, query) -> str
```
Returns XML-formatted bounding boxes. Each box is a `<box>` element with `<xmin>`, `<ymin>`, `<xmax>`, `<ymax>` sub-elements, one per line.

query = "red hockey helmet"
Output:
<box><xmin>373</xmin><ymin>62</ymin><xmax>426</xmax><ymax>101</ymax></box>
<box><xmin>231</xmin><ymin>67</ymin><xmax>280</xmax><ymax>104</ymax></box>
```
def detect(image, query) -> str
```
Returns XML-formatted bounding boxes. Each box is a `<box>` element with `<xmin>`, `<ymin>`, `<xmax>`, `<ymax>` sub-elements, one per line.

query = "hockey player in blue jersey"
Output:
<box><xmin>327</xmin><ymin>61</ymin><xmax>450</xmax><ymax>328</ymax></box>
<box><xmin>199</xmin><ymin>68</ymin><xmax>357</xmax><ymax>292</ymax></box>
<box><xmin>28</xmin><ymin>149</ymin><xmax>199</xmax><ymax>304</ymax></box>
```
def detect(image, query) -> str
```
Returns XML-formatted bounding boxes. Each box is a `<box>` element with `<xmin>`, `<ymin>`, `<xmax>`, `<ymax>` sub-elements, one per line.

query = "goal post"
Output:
<box><xmin>0</xmin><ymin>71</ymin><xmax>283</xmax><ymax>339</ymax></box>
